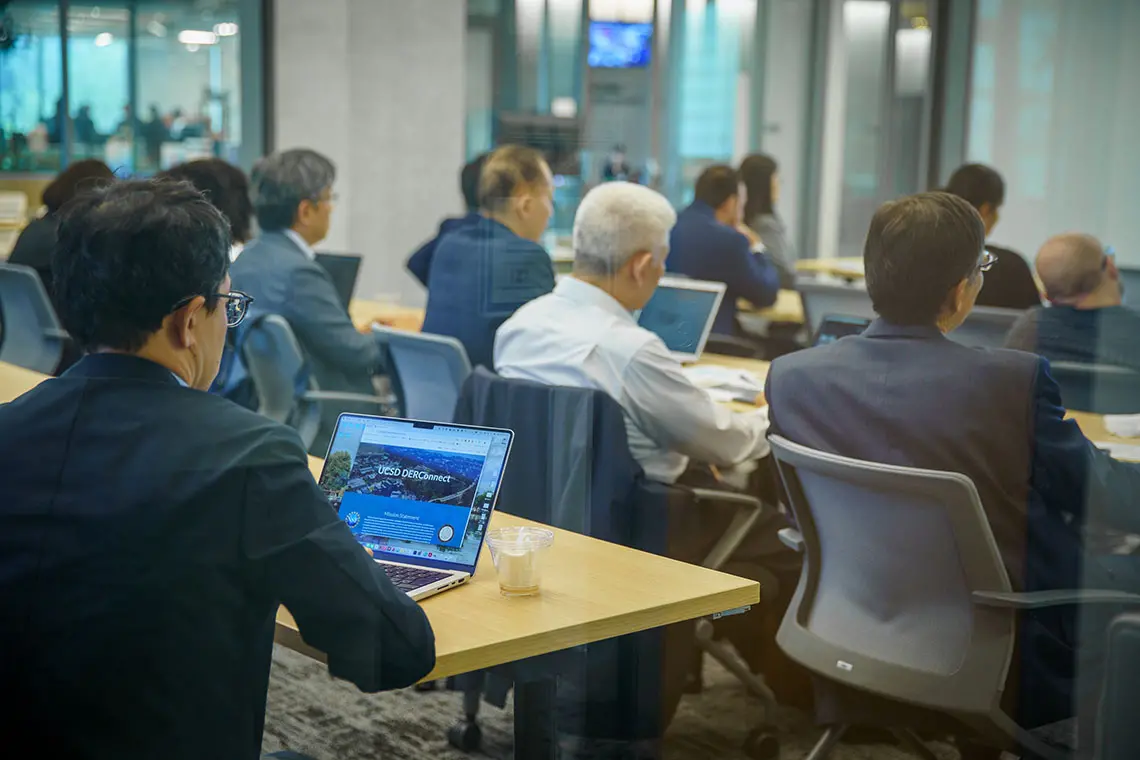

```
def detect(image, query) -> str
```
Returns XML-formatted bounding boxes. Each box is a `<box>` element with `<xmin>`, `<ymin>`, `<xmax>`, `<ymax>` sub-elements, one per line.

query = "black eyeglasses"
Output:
<box><xmin>170</xmin><ymin>291</ymin><xmax>254</xmax><ymax>328</ymax></box>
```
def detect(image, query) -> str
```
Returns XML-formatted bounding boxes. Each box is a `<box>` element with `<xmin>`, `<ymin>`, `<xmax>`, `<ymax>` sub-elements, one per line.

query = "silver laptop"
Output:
<box><xmin>318</xmin><ymin>414</ymin><xmax>514</xmax><ymax>600</ymax></box>
<box><xmin>637</xmin><ymin>276</ymin><xmax>727</xmax><ymax>363</ymax></box>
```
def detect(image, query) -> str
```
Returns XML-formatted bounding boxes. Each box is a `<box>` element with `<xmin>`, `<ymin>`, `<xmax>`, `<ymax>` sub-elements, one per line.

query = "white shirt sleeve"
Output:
<box><xmin>619</xmin><ymin>339</ymin><xmax>770</xmax><ymax>467</ymax></box>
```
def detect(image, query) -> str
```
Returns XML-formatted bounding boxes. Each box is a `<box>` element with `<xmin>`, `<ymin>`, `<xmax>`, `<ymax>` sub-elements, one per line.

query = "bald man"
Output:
<box><xmin>1005</xmin><ymin>233</ymin><xmax>1140</xmax><ymax>372</ymax></box>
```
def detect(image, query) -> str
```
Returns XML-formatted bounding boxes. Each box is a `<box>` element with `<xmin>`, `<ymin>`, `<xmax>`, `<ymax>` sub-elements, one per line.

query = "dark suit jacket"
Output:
<box><xmin>8</xmin><ymin>214</ymin><xmax>59</xmax><ymax>303</ymax></box>
<box><xmin>667</xmin><ymin>201</ymin><xmax>780</xmax><ymax>334</ymax></box>
<box><xmin>406</xmin><ymin>212</ymin><xmax>481</xmax><ymax>287</ymax></box>
<box><xmin>422</xmin><ymin>216</ymin><xmax>555</xmax><ymax>368</ymax></box>
<box><xmin>977</xmin><ymin>243</ymin><xmax>1041</xmax><ymax>309</ymax></box>
<box><xmin>0</xmin><ymin>354</ymin><xmax>434</xmax><ymax>759</ymax></box>
<box><xmin>766</xmin><ymin>320</ymin><xmax>1140</xmax><ymax>726</ymax></box>
<box><xmin>230</xmin><ymin>231</ymin><xmax>385</xmax><ymax>451</ymax></box>
<box><xmin>1006</xmin><ymin>304</ymin><xmax>1140</xmax><ymax>374</ymax></box>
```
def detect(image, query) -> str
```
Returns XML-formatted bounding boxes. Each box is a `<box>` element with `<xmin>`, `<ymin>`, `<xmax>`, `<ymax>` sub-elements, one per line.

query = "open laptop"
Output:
<box><xmin>317</xmin><ymin>413</ymin><xmax>514</xmax><ymax>600</ymax></box>
<box><xmin>315</xmin><ymin>252</ymin><xmax>363</xmax><ymax>309</ymax></box>
<box><xmin>637</xmin><ymin>276</ymin><xmax>727</xmax><ymax>363</ymax></box>
<box><xmin>813</xmin><ymin>314</ymin><xmax>872</xmax><ymax>347</ymax></box>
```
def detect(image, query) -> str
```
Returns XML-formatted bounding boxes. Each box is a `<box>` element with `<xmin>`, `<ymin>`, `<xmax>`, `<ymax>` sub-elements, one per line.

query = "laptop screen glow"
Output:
<box><xmin>319</xmin><ymin>415</ymin><xmax>513</xmax><ymax>574</ymax></box>
<box><xmin>637</xmin><ymin>278</ymin><xmax>726</xmax><ymax>361</ymax></box>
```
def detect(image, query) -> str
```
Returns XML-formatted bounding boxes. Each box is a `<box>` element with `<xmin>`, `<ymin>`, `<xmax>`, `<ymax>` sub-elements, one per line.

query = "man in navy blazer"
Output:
<box><xmin>422</xmin><ymin>145</ymin><xmax>556</xmax><ymax>368</ymax></box>
<box><xmin>231</xmin><ymin>149</ymin><xmax>386</xmax><ymax>450</ymax></box>
<box><xmin>766</xmin><ymin>192</ymin><xmax>1140</xmax><ymax>734</ymax></box>
<box><xmin>0</xmin><ymin>180</ymin><xmax>435</xmax><ymax>759</ymax></box>
<box><xmin>406</xmin><ymin>153</ymin><xmax>487</xmax><ymax>287</ymax></box>
<box><xmin>667</xmin><ymin>164</ymin><xmax>780</xmax><ymax>335</ymax></box>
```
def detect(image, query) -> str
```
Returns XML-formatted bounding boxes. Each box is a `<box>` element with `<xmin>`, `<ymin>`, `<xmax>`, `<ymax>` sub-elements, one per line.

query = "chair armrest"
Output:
<box><xmin>301</xmin><ymin>391</ymin><xmax>389</xmax><ymax>405</ymax></box>
<box><xmin>688</xmin><ymin>487</ymin><xmax>763</xmax><ymax>509</ymax></box>
<box><xmin>43</xmin><ymin>328</ymin><xmax>70</xmax><ymax>340</ymax></box>
<box><xmin>778</xmin><ymin>527</ymin><xmax>804</xmax><ymax>553</ymax></box>
<box><xmin>683</xmin><ymin>487</ymin><xmax>764</xmax><ymax>571</ymax></box>
<box><xmin>973</xmin><ymin>589</ymin><xmax>1140</xmax><ymax>610</ymax></box>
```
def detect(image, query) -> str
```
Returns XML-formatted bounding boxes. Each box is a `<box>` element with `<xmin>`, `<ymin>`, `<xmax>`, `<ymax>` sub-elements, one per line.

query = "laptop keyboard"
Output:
<box><xmin>381</xmin><ymin>564</ymin><xmax>454</xmax><ymax>593</ymax></box>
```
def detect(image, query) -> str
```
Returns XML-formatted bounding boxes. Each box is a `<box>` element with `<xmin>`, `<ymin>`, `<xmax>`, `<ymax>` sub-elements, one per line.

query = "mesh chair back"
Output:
<box><xmin>1049</xmin><ymin>361</ymin><xmax>1140</xmax><ymax>415</ymax></box>
<box><xmin>0</xmin><ymin>262</ymin><xmax>66</xmax><ymax>374</ymax></box>
<box><xmin>798</xmin><ymin>279</ymin><xmax>877</xmax><ymax>337</ymax></box>
<box><xmin>241</xmin><ymin>314</ymin><xmax>320</xmax><ymax>448</ymax></box>
<box><xmin>373</xmin><ymin>325</ymin><xmax>471</xmax><ymax>423</ymax></box>
<box><xmin>770</xmin><ymin>435</ymin><xmax>1017</xmax><ymax>716</ymax></box>
<box><xmin>948</xmin><ymin>306</ymin><xmax>1022</xmax><ymax>349</ymax></box>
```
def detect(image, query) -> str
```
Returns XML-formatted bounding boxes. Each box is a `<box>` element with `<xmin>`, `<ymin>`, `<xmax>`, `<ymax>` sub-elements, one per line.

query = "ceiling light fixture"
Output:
<box><xmin>94</xmin><ymin>31</ymin><xmax>113</xmax><ymax>47</ymax></box>
<box><xmin>213</xmin><ymin>22</ymin><xmax>238</xmax><ymax>37</ymax></box>
<box><xmin>177</xmin><ymin>29</ymin><xmax>217</xmax><ymax>45</ymax></box>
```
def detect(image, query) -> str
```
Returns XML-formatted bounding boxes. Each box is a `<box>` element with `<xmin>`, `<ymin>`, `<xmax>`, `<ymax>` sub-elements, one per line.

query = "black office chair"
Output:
<box><xmin>769</xmin><ymin>435</ymin><xmax>1140</xmax><ymax>760</ymax></box>
<box><xmin>443</xmin><ymin>367</ymin><xmax>784</xmax><ymax>758</ymax></box>
<box><xmin>1048</xmin><ymin>361</ymin><xmax>1140</xmax><ymax>415</ymax></box>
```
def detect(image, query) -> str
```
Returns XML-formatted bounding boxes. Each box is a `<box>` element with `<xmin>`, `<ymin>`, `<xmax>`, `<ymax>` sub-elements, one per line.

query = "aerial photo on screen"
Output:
<box><xmin>345</xmin><ymin>443</ymin><xmax>485</xmax><ymax>507</ymax></box>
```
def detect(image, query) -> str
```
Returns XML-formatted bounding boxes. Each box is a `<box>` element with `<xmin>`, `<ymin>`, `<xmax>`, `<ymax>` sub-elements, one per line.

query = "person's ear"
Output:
<box><xmin>1107</xmin><ymin>256</ymin><xmax>1120</xmax><ymax>280</ymax></box>
<box><xmin>629</xmin><ymin>250</ymin><xmax>655</xmax><ymax>284</ymax></box>
<box><xmin>169</xmin><ymin>295</ymin><xmax>206</xmax><ymax>349</ymax></box>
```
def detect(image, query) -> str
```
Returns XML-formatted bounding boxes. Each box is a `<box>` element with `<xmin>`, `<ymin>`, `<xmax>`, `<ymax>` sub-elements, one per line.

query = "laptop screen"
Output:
<box><xmin>637</xmin><ymin>278</ymin><xmax>725</xmax><ymax>360</ymax></box>
<box><xmin>315</xmin><ymin>253</ymin><xmax>363</xmax><ymax>309</ymax></box>
<box><xmin>814</xmin><ymin>314</ymin><xmax>871</xmax><ymax>347</ymax></box>
<box><xmin>318</xmin><ymin>415</ymin><xmax>514</xmax><ymax>574</ymax></box>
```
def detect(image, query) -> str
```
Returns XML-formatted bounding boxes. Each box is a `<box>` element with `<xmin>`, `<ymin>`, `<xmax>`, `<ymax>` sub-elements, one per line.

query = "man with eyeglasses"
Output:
<box><xmin>0</xmin><ymin>180</ymin><xmax>435</xmax><ymax>759</ymax></box>
<box><xmin>1006</xmin><ymin>234</ymin><xmax>1140</xmax><ymax>374</ymax></box>
<box><xmin>231</xmin><ymin>148</ymin><xmax>386</xmax><ymax>453</ymax></box>
<box><xmin>765</xmin><ymin>193</ymin><xmax>1140</xmax><ymax>749</ymax></box>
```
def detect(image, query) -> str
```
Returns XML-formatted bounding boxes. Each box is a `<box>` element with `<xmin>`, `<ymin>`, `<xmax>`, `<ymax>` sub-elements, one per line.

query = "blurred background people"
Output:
<box><xmin>406</xmin><ymin>153</ymin><xmax>487</xmax><ymax>288</ymax></box>
<box><xmin>1006</xmin><ymin>233</ymin><xmax>1140</xmax><ymax>372</ymax></box>
<box><xmin>943</xmin><ymin>163</ymin><xmax>1041</xmax><ymax>310</ymax></box>
<box><xmin>158</xmin><ymin>158</ymin><xmax>254</xmax><ymax>261</ymax></box>
<box><xmin>739</xmin><ymin>153</ymin><xmax>796</xmax><ymax>289</ymax></box>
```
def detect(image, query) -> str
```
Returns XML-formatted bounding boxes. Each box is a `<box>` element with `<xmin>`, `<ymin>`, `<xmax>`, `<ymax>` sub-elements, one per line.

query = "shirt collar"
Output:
<box><xmin>283</xmin><ymin>229</ymin><xmax>317</xmax><ymax>260</ymax></box>
<box><xmin>554</xmin><ymin>277</ymin><xmax>638</xmax><ymax>325</ymax></box>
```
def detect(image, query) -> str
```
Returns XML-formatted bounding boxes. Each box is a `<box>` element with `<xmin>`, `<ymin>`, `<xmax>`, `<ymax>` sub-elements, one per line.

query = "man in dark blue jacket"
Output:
<box><xmin>422</xmin><ymin>145</ymin><xmax>556</xmax><ymax>368</ymax></box>
<box><xmin>0</xmin><ymin>180</ymin><xmax>435</xmax><ymax>759</ymax></box>
<box><xmin>767</xmin><ymin>192</ymin><xmax>1140</xmax><ymax>734</ymax></box>
<box><xmin>406</xmin><ymin>153</ymin><xmax>487</xmax><ymax>287</ymax></box>
<box><xmin>668</xmin><ymin>164</ymin><xmax>780</xmax><ymax>335</ymax></box>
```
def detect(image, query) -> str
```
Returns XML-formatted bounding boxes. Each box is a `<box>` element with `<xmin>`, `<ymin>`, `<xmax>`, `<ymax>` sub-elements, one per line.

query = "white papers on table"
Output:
<box><xmin>683</xmin><ymin>365</ymin><xmax>765</xmax><ymax>395</ymax></box>
<box><xmin>1095</xmin><ymin>442</ymin><xmax>1140</xmax><ymax>462</ymax></box>
<box><xmin>1104</xmin><ymin>414</ymin><xmax>1140</xmax><ymax>438</ymax></box>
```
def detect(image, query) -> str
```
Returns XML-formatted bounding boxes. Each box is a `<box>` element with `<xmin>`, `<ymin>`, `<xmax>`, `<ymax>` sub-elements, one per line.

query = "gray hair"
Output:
<box><xmin>250</xmin><ymin>148</ymin><xmax>336</xmax><ymax>231</ymax></box>
<box><xmin>573</xmin><ymin>182</ymin><xmax>677</xmax><ymax>276</ymax></box>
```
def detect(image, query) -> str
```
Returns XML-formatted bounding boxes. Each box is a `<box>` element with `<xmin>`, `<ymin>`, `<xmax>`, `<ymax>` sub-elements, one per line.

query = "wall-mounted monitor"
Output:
<box><xmin>588</xmin><ymin>21</ymin><xmax>653</xmax><ymax>69</ymax></box>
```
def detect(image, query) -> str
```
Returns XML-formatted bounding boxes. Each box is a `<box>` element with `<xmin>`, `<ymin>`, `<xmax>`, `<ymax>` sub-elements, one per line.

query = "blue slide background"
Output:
<box><xmin>340</xmin><ymin>491</ymin><xmax>470</xmax><ymax>548</ymax></box>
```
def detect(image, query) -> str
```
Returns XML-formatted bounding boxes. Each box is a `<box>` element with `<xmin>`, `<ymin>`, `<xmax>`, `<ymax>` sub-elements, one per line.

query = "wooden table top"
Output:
<box><xmin>740</xmin><ymin>288</ymin><xmax>804</xmax><ymax>324</ymax></box>
<box><xmin>0</xmin><ymin>361</ymin><xmax>49</xmax><ymax>400</ymax></box>
<box><xmin>795</xmin><ymin>257</ymin><xmax>865</xmax><ymax>279</ymax></box>
<box><xmin>349</xmin><ymin>299</ymin><xmax>425</xmax><ymax>332</ymax></box>
<box><xmin>287</xmin><ymin>457</ymin><xmax>759</xmax><ymax>680</ymax></box>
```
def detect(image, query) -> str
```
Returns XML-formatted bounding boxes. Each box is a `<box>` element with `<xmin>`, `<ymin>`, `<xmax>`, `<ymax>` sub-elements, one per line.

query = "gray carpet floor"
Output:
<box><xmin>262</xmin><ymin>645</ymin><xmax>961</xmax><ymax>759</ymax></box>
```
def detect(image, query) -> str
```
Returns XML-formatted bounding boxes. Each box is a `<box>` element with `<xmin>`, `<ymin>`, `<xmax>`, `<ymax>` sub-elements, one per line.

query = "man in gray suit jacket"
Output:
<box><xmin>767</xmin><ymin>193</ymin><xmax>1140</xmax><ymax>741</ymax></box>
<box><xmin>230</xmin><ymin>149</ymin><xmax>384</xmax><ymax>452</ymax></box>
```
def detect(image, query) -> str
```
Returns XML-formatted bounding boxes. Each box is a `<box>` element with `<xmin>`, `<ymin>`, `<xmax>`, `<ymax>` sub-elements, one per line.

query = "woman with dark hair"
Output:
<box><xmin>739</xmin><ymin>153</ymin><xmax>795</xmax><ymax>288</ymax></box>
<box><xmin>158</xmin><ymin>158</ymin><xmax>253</xmax><ymax>261</ymax></box>
<box><xmin>10</xmin><ymin>159</ymin><xmax>115</xmax><ymax>303</ymax></box>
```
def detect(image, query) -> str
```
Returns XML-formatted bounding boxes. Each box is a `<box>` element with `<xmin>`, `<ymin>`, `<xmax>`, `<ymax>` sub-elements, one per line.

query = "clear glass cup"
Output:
<box><xmin>485</xmin><ymin>526</ymin><xmax>554</xmax><ymax>597</ymax></box>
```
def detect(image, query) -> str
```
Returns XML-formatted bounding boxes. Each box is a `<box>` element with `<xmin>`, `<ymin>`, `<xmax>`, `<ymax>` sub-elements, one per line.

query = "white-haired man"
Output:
<box><xmin>494</xmin><ymin>182</ymin><xmax>804</xmax><ymax>701</ymax></box>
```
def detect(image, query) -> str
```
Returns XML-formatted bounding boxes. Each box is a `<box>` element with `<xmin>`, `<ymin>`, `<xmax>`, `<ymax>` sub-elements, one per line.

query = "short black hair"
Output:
<box><xmin>477</xmin><ymin>145</ymin><xmax>549</xmax><ymax>213</ymax></box>
<box><xmin>943</xmin><ymin>163</ymin><xmax>1005</xmax><ymax>211</ymax></box>
<box><xmin>54</xmin><ymin>179</ymin><xmax>230</xmax><ymax>352</ymax></box>
<box><xmin>158</xmin><ymin>159</ymin><xmax>254</xmax><ymax>243</ymax></box>
<box><xmin>42</xmin><ymin>159</ymin><xmax>116</xmax><ymax>213</ymax></box>
<box><xmin>693</xmin><ymin>165</ymin><xmax>740</xmax><ymax>210</ymax></box>
<box><xmin>864</xmin><ymin>192</ymin><xmax>987</xmax><ymax>326</ymax></box>
<box><xmin>460</xmin><ymin>154</ymin><xmax>488</xmax><ymax>211</ymax></box>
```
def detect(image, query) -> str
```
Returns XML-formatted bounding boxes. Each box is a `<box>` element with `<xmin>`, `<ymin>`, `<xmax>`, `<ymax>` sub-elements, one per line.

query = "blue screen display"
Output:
<box><xmin>319</xmin><ymin>417</ymin><xmax>512</xmax><ymax>571</ymax></box>
<box><xmin>637</xmin><ymin>285</ymin><xmax>720</xmax><ymax>356</ymax></box>
<box><xmin>588</xmin><ymin>22</ymin><xmax>653</xmax><ymax>69</ymax></box>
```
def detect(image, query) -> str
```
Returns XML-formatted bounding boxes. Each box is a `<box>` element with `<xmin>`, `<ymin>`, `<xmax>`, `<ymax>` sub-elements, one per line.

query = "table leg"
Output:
<box><xmin>514</xmin><ymin>676</ymin><xmax>556</xmax><ymax>759</ymax></box>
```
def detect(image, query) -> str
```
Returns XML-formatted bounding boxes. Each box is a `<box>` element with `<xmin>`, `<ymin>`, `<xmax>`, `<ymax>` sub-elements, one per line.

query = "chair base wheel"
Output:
<box><xmin>744</xmin><ymin>728</ymin><xmax>779</xmax><ymax>760</ymax></box>
<box><xmin>447</xmin><ymin>720</ymin><xmax>483</xmax><ymax>752</ymax></box>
